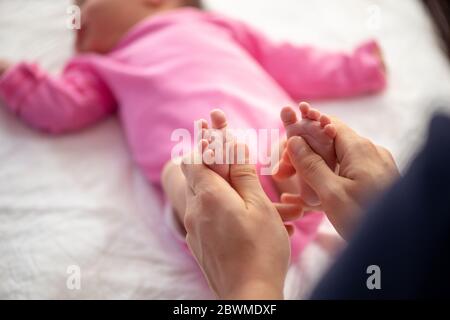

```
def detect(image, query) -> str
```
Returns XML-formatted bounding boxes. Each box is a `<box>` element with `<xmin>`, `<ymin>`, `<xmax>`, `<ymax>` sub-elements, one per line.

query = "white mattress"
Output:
<box><xmin>0</xmin><ymin>0</ymin><xmax>449</xmax><ymax>299</ymax></box>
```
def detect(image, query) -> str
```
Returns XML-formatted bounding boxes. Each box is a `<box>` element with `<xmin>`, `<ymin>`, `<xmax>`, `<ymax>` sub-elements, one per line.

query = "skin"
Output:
<box><xmin>275</xmin><ymin>102</ymin><xmax>338</xmax><ymax>206</ymax></box>
<box><xmin>0</xmin><ymin>59</ymin><xmax>11</xmax><ymax>77</ymax></box>
<box><xmin>162</xmin><ymin>110</ymin><xmax>300</xmax><ymax>236</ymax></box>
<box><xmin>280</xmin><ymin>115</ymin><xmax>399</xmax><ymax>239</ymax></box>
<box><xmin>181</xmin><ymin>141</ymin><xmax>290</xmax><ymax>300</ymax></box>
<box><xmin>74</xmin><ymin>0</ymin><xmax>184</xmax><ymax>54</ymax></box>
<box><xmin>0</xmin><ymin>0</ymin><xmax>187</xmax><ymax>76</ymax></box>
<box><xmin>181</xmin><ymin>109</ymin><xmax>399</xmax><ymax>299</ymax></box>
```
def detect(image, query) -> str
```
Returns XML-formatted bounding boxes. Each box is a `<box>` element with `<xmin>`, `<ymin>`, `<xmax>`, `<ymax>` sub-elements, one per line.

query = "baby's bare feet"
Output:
<box><xmin>279</xmin><ymin>102</ymin><xmax>337</xmax><ymax>206</ymax></box>
<box><xmin>202</xmin><ymin>109</ymin><xmax>233</xmax><ymax>181</ymax></box>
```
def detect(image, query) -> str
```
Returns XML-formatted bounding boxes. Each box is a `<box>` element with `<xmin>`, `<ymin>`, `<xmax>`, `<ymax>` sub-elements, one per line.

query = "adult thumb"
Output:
<box><xmin>229</xmin><ymin>143</ymin><xmax>268</xmax><ymax>205</ymax></box>
<box><xmin>287</xmin><ymin>136</ymin><xmax>337</xmax><ymax>198</ymax></box>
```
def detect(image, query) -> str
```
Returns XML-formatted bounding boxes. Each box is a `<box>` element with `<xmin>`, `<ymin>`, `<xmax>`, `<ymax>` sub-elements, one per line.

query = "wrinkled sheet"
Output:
<box><xmin>0</xmin><ymin>0</ymin><xmax>449</xmax><ymax>299</ymax></box>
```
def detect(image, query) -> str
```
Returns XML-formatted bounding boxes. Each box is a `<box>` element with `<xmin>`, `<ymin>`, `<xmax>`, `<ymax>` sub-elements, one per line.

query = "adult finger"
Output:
<box><xmin>181</xmin><ymin>141</ymin><xmax>221</xmax><ymax>195</ymax></box>
<box><xmin>328</xmin><ymin>116</ymin><xmax>373</xmax><ymax>162</ymax></box>
<box><xmin>275</xmin><ymin>203</ymin><xmax>303</xmax><ymax>222</ymax></box>
<box><xmin>229</xmin><ymin>143</ymin><xmax>268</xmax><ymax>206</ymax></box>
<box><xmin>287</xmin><ymin>136</ymin><xmax>338</xmax><ymax>198</ymax></box>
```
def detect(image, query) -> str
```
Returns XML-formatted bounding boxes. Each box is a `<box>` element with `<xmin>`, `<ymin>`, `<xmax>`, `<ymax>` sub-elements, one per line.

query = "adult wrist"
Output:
<box><xmin>221</xmin><ymin>279</ymin><xmax>284</xmax><ymax>300</ymax></box>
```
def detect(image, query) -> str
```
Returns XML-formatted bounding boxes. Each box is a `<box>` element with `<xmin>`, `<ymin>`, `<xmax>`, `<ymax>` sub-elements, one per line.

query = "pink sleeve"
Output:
<box><xmin>0</xmin><ymin>61</ymin><xmax>116</xmax><ymax>134</ymax></box>
<box><xmin>225</xmin><ymin>19</ymin><xmax>387</xmax><ymax>100</ymax></box>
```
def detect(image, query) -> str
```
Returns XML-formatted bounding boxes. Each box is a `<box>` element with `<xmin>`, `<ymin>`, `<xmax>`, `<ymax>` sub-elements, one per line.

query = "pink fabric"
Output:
<box><xmin>0</xmin><ymin>8</ymin><xmax>386</xmax><ymax>260</ymax></box>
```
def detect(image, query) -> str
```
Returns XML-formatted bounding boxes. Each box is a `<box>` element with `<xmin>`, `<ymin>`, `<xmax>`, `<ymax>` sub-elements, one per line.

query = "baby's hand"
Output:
<box><xmin>373</xmin><ymin>44</ymin><xmax>387</xmax><ymax>74</ymax></box>
<box><xmin>0</xmin><ymin>59</ymin><xmax>11</xmax><ymax>77</ymax></box>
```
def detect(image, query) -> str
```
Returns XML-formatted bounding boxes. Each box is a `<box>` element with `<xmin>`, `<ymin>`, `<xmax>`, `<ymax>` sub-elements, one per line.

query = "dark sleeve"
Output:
<box><xmin>311</xmin><ymin>113</ymin><xmax>450</xmax><ymax>299</ymax></box>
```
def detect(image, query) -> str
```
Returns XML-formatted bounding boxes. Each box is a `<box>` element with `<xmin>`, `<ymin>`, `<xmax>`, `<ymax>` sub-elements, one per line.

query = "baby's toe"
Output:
<box><xmin>299</xmin><ymin>102</ymin><xmax>311</xmax><ymax>118</ymax></box>
<box><xmin>200</xmin><ymin>139</ymin><xmax>209</xmax><ymax>151</ymax></box>
<box><xmin>307</xmin><ymin>108</ymin><xmax>321</xmax><ymax>121</ymax></box>
<box><xmin>300</xmin><ymin>102</ymin><xmax>321</xmax><ymax>121</ymax></box>
<box><xmin>210</xmin><ymin>109</ymin><xmax>228</xmax><ymax>129</ymax></box>
<box><xmin>281</xmin><ymin>106</ymin><xmax>298</xmax><ymax>127</ymax></box>
<box><xmin>324</xmin><ymin>124</ymin><xmax>337</xmax><ymax>139</ymax></box>
<box><xmin>320</xmin><ymin>114</ymin><xmax>331</xmax><ymax>128</ymax></box>
<box><xmin>202</xmin><ymin>148</ymin><xmax>215</xmax><ymax>166</ymax></box>
<box><xmin>281</xmin><ymin>106</ymin><xmax>307</xmax><ymax>138</ymax></box>
<box><xmin>199</xmin><ymin>119</ymin><xmax>209</xmax><ymax>130</ymax></box>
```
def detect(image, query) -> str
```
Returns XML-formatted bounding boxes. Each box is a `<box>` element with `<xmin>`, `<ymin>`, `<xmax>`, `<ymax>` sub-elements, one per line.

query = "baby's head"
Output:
<box><xmin>75</xmin><ymin>0</ymin><xmax>202</xmax><ymax>54</ymax></box>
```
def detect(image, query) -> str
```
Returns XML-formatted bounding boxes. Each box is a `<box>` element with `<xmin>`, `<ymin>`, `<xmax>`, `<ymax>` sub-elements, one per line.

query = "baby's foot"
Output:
<box><xmin>202</xmin><ymin>109</ymin><xmax>232</xmax><ymax>181</ymax></box>
<box><xmin>279</xmin><ymin>102</ymin><xmax>337</xmax><ymax>206</ymax></box>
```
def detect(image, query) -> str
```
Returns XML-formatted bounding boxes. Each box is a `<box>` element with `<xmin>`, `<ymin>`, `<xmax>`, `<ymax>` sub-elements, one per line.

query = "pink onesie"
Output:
<box><xmin>0</xmin><ymin>8</ymin><xmax>386</xmax><ymax>260</ymax></box>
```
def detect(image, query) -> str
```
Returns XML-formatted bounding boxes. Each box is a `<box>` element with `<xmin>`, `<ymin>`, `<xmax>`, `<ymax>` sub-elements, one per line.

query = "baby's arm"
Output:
<box><xmin>0</xmin><ymin>60</ymin><xmax>116</xmax><ymax>134</ymax></box>
<box><xmin>223</xmin><ymin>19</ymin><xmax>386</xmax><ymax>100</ymax></box>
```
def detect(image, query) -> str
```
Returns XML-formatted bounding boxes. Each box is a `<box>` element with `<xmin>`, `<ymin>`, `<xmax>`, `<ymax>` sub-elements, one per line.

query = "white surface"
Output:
<box><xmin>0</xmin><ymin>0</ymin><xmax>449</xmax><ymax>299</ymax></box>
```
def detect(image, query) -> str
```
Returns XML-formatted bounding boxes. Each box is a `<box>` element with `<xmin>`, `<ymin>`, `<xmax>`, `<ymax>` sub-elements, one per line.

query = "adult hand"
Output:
<box><xmin>0</xmin><ymin>59</ymin><xmax>11</xmax><ymax>77</ymax></box>
<box><xmin>181</xmin><ymin>143</ymin><xmax>290</xmax><ymax>300</ymax></box>
<box><xmin>283</xmin><ymin>117</ymin><xmax>399</xmax><ymax>240</ymax></box>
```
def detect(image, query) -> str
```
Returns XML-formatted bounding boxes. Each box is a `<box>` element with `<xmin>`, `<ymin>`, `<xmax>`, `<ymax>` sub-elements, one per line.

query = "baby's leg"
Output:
<box><xmin>162</xmin><ymin>160</ymin><xmax>189</xmax><ymax>225</ymax></box>
<box><xmin>277</xmin><ymin>102</ymin><xmax>337</xmax><ymax>206</ymax></box>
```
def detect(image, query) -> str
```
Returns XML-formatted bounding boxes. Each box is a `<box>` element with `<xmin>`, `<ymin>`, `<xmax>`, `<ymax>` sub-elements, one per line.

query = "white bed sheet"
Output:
<box><xmin>0</xmin><ymin>0</ymin><xmax>449</xmax><ymax>299</ymax></box>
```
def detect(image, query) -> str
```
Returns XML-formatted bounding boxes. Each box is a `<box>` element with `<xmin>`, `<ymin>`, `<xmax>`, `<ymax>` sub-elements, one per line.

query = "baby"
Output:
<box><xmin>0</xmin><ymin>0</ymin><xmax>386</xmax><ymax>260</ymax></box>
